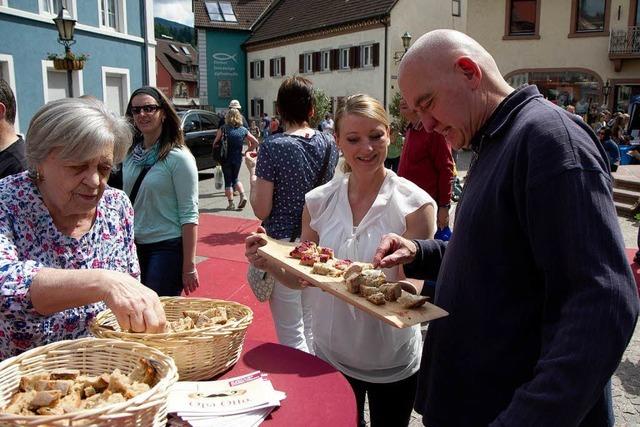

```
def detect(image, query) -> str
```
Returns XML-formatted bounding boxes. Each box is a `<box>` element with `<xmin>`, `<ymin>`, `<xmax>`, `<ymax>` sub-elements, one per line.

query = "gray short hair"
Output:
<box><xmin>26</xmin><ymin>98</ymin><xmax>133</xmax><ymax>171</ymax></box>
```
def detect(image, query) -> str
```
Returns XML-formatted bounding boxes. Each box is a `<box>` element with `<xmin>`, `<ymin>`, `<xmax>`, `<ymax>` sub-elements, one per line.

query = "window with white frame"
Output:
<box><xmin>250</xmin><ymin>60</ymin><xmax>264</xmax><ymax>79</ymax></box>
<box><xmin>339</xmin><ymin>48</ymin><xmax>349</xmax><ymax>69</ymax></box>
<box><xmin>321</xmin><ymin>50</ymin><xmax>331</xmax><ymax>71</ymax></box>
<box><xmin>99</xmin><ymin>0</ymin><xmax>125</xmax><ymax>32</ymax></box>
<box><xmin>361</xmin><ymin>44</ymin><xmax>373</xmax><ymax>68</ymax></box>
<box><xmin>40</xmin><ymin>0</ymin><xmax>74</xmax><ymax>17</ymax></box>
<box><xmin>102</xmin><ymin>66</ymin><xmax>129</xmax><ymax>116</ymax></box>
<box><xmin>273</xmin><ymin>58</ymin><xmax>282</xmax><ymax>77</ymax></box>
<box><xmin>304</xmin><ymin>53</ymin><xmax>313</xmax><ymax>73</ymax></box>
<box><xmin>205</xmin><ymin>1</ymin><xmax>237</xmax><ymax>22</ymax></box>
<box><xmin>42</xmin><ymin>60</ymin><xmax>83</xmax><ymax>103</ymax></box>
<box><xmin>251</xmin><ymin>98</ymin><xmax>263</xmax><ymax>119</ymax></box>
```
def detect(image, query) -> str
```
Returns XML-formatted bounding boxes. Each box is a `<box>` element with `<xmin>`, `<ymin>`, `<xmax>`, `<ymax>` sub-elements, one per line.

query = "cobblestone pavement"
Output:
<box><xmin>198</xmin><ymin>150</ymin><xmax>640</xmax><ymax>426</ymax></box>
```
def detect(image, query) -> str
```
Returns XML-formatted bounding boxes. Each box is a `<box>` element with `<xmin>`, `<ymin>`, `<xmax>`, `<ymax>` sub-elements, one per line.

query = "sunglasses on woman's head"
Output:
<box><xmin>131</xmin><ymin>105</ymin><xmax>161</xmax><ymax>114</ymax></box>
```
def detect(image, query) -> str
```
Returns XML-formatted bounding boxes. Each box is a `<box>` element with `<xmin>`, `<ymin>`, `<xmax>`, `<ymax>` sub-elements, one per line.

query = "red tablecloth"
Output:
<box><xmin>625</xmin><ymin>248</ymin><xmax>640</xmax><ymax>297</ymax></box>
<box><xmin>218</xmin><ymin>339</ymin><xmax>357</xmax><ymax>426</ymax></box>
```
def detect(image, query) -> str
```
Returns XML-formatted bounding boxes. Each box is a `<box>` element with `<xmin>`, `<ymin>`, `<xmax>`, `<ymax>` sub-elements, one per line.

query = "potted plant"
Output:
<box><xmin>47</xmin><ymin>52</ymin><xmax>89</xmax><ymax>71</ymax></box>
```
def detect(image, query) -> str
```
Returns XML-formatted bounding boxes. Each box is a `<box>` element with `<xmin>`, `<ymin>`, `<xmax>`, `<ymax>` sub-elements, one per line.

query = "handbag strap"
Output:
<box><xmin>289</xmin><ymin>135</ymin><xmax>333</xmax><ymax>242</ymax></box>
<box><xmin>129</xmin><ymin>165</ymin><xmax>152</xmax><ymax>205</ymax></box>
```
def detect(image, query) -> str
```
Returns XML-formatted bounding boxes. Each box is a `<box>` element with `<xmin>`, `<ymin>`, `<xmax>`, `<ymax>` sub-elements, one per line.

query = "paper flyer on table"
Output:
<box><xmin>167</xmin><ymin>371</ymin><xmax>286</xmax><ymax>416</ymax></box>
<box><xmin>179</xmin><ymin>407</ymin><xmax>274</xmax><ymax>427</ymax></box>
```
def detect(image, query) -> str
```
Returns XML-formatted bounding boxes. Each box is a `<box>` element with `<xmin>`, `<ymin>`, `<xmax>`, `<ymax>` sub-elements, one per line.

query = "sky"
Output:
<box><xmin>154</xmin><ymin>0</ymin><xmax>194</xmax><ymax>27</ymax></box>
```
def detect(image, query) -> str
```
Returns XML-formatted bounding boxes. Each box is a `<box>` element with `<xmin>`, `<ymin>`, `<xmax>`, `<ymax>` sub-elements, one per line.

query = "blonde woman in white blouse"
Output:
<box><xmin>246</xmin><ymin>94</ymin><xmax>436</xmax><ymax>427</ymax></box>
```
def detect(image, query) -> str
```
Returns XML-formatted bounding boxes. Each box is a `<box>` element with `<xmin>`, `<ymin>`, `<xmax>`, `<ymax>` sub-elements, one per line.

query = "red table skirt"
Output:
<box><xmin>218</xmin><ymin>339</ymin><xmax>357</xmax><ymax>426</ymax></box>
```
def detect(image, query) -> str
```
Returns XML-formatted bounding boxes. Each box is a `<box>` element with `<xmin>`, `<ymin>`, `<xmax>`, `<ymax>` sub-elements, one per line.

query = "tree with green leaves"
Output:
<box><xmin>388</xmin><ymin>90</ymin><xmax>407</xmax><ymax>133</ymax></box>
<box><xmin>310</xmin><ymin>88</ymin><xmax>331</xmax><ymax>129</ymax></box>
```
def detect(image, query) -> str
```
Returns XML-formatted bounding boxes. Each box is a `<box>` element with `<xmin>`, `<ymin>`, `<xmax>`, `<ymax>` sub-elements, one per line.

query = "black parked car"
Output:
<box><xmin>177</xmin><ymin>109</ymin><xmax>223</xmax><ymax>171</ymax></box>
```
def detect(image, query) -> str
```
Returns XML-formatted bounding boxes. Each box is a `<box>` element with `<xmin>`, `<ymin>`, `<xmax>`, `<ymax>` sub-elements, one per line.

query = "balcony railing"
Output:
<box><xmin>609</xmin><ymin>26</ymin><xmax>640</xmax><ymax>55</ymax></box>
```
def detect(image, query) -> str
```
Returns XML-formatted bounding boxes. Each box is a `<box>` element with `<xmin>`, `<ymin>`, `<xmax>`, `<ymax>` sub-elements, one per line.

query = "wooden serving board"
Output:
<box><xmin>256</xmin><ymin>235</ymin><xmax>449</xmax><ymax>328</ymax></box>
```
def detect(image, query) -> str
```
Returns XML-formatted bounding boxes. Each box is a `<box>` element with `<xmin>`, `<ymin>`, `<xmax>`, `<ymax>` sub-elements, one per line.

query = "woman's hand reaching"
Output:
<box><xmin>99</xmin><ymin>270</ymin><xmax>166</xmax><ymax>333</ymax></box>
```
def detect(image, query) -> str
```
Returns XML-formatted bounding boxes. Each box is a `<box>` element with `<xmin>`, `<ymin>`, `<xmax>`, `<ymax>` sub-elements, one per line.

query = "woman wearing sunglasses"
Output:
<box><xmin>123</xmin><ymin>86</ymin><xmax>200</xmax><ymax>297</ymax></box>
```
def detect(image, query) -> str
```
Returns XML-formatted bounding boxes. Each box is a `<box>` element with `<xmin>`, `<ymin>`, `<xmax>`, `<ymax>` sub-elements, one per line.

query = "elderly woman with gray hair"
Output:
<box><xmin>0</xmin><ymin>97</ymin><xmax>165</xmax><ymax>359</ymax></box>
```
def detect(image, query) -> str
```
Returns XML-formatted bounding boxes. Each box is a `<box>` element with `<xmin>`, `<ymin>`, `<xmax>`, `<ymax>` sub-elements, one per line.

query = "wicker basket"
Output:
<box><xmin>0</xmin><ymin>337</ymin><xmax>178</xmax><ymax>426</ymax></box>
<box><xmin>90</xmin><ymin>297</ymin><xmax>253</xmax><ymax>381</ymax></box>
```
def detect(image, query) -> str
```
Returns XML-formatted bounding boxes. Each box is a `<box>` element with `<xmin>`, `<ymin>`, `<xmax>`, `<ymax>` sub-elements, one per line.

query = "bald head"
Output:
<box><xmin>397</xmin><ymin>30</ymin><xmax>513</xmax><ymax>150</ymax></box>
<box><xmin>399</xmin><ymin>29</ymin><xmax>502</xmax><ymax>89</ymax></box>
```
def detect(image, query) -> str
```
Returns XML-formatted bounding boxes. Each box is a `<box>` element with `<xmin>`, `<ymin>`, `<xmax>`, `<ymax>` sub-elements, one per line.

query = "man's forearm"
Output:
<box><xmin>403</xmin><ymin>239</ymin><xmax>447</xmax><ymax>281</ymax></box>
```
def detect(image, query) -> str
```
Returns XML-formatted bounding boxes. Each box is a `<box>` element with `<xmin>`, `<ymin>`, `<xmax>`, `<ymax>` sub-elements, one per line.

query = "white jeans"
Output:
<box><xmin>269</xmin><ymin>281</ymin><xmax>314</xmax><ymax>354</ymax></box>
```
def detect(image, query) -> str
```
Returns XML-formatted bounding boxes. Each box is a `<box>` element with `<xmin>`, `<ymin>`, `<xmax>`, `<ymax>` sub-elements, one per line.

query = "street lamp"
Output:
<box><xmin>603</xmin><ymin>80</ymin><xmax>611</xmax><ymax>106</ymax></box>
<box><xmin>394</xmin><ymin>32</ymin><xmax>412</xmax><ymax>64</ymax></box>
<box><xmin>53</xmin><ymin>6</ymin><xmax>77</xmax><ymax>97</ymax></box>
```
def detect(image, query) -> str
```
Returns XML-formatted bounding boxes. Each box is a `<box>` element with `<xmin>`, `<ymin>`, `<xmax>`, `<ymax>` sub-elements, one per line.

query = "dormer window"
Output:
<box><xmin>205</xmin><ymin>1</ymin><xmax>238</xmax><ymax>23</ymax></box>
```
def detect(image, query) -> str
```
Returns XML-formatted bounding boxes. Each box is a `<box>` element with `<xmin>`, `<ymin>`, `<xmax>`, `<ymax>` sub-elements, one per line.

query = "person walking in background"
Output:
<box><xmin>246</xmin><ymin>94</ymin><xmax>436</xmax><ymax>427</ymax></box>
<box><xmin>611</xmin><ymin>112</ymin><xmax>630</xmax><ymax>145</ymax></box>
<box><xmin>599</xmin><ymin>127</ymin><xmax>620</xmax><ymax>172</ymax></box>
<box><xmin>214</xmin><ymin>108</ymin><xmax>258</xmax><ymax>210</ymax></box>
<box><xmin>320</xmin><ymin>113</ymin><xmax>334</xmax><ymax>134</ymax></box>
<box><xmin>0</xmin><ymin>79</ymin><xmax>26</xmax><ymax>179</ymax></box>
<box><xmin>375</xmin><ymin>29</ymin><xmax>639</xmax><ymax>427</ymax></box>
<box><xmin>228</xmin><ymin>99</ymin><xmax>249</xmax><ymax>128</ymax></box>
<box><xmin>269</xmin><ymin>116</ymin><xmax>281</xmax><ymax>135</ymax></box>
<box><xmin>261</xmin><ymin>113</ymin><xmax>271</xmax><ymax>140</ymax></box>
<box><xmin>249</xmin><ymin>119</ymin><xmax>261</xmax><ymax>140</ymax></box>
<box><xmin>244</xmin><ymin>76</ymin><xmax>338</xmax><ymax>353</ymax></box>
<box><xmin>384</xmin><ymin>123</ymin><xmax>403</xmax><ymax>172</ymax></box>
<box><xmin>123</xmin><ymin>86</ymin><xmax>200</xmax><ymax>297</ymax></box>
<box><xmin>398</xmin><ymin>97</ymin><xmax>455</xmax><ymax>232</ymax></box>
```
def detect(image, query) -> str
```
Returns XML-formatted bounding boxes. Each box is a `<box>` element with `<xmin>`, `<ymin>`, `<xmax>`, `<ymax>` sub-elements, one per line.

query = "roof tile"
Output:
<box><xmin>247</xmin><ymin>0</ymin><xmax>396</xmax><ymax>45</ymax></box>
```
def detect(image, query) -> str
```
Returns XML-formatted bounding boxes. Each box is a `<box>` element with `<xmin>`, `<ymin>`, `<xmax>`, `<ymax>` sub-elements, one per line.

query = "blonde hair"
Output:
<box><xmin>335</xmin><ymin>94</ymin><xmax>390</xmax><ymax>173</ymax></box>
<box><xmin>225</xmin><ymin>108</ymin><xmax>243</xmax><ymax>128</ymax></box>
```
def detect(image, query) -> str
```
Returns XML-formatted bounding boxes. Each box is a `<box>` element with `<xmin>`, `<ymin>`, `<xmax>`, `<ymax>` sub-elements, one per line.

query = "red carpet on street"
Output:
<box><xmin>192</xmin><ymin>213</ymin><xmax>277</xmax><ymax>343</ymax></box>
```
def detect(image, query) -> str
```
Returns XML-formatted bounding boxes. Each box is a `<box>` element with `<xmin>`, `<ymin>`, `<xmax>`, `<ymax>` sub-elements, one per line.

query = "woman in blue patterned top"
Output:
<box><xmin>214</xmin><ymin>108</ymin><xmax>258</xmax><ymax>210</ymax></box>
<box><xmin>244</xmin><ymin>76</ymin><xmax>339</xmax><ymax>353</ymax></box>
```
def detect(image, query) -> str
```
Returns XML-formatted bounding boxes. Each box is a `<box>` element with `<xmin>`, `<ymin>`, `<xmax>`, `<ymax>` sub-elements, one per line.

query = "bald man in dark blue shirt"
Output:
<box><xmin>376</xmin><ymin>30</ymin><xmax>640</xmax><ymax>427</ymax></box>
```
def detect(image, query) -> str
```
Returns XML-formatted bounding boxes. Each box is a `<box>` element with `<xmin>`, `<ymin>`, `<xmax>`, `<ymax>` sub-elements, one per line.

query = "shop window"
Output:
<box><xmin>506</xmin><ymin>69</ymin><xmax>600</xmax><ymax>115</ymax></box>
<box><xmin>569</xmin><ymin>0</ymin><xmax>610</xmax><ymax>37</ymax></box>
<box><xmin>613</xmin><ymin>84</ymin><xmax>640</xmax><ymax>114</ymax></box>
<box><xmin>505</xmin><ymin>0</ymin><xmax>539</xmax><ymax>38</ymax></box>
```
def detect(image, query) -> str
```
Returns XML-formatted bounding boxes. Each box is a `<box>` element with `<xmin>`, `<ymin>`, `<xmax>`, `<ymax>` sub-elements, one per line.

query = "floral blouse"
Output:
<box><xmin>0</xmin><ymin>172</ymin><xmax>140</xmax><ymax>359</ymax></box>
